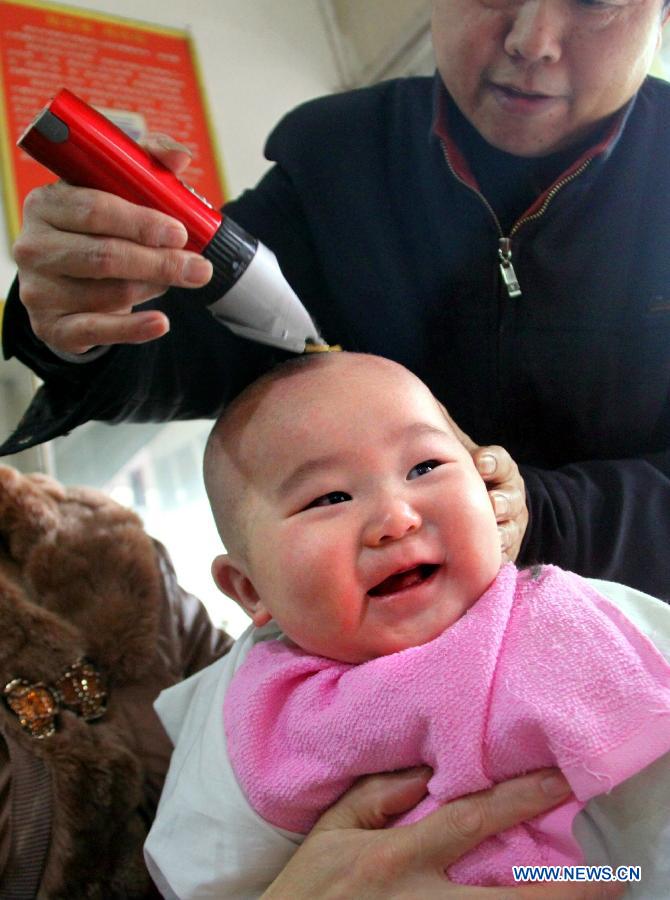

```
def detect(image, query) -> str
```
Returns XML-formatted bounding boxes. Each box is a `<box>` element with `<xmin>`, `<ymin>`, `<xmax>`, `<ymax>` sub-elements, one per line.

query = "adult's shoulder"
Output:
<box><xmin>264</xmin><ymin>76</ymin><xmax>435</xmax><ymax>164</ymax></box>
<box><xmin>275</xmin><ymin>76</ymin><xmax>434</xmax><ymax>127</ymax></box>
<box><xmin>628</xmin><ymin>75</ymin><xmax>670</xmax><ymax>136</ymax></box>
<box><xmin>639</xmin><ymin>74</ymin><xmax>670</xmax><ymax>107</ymax></box>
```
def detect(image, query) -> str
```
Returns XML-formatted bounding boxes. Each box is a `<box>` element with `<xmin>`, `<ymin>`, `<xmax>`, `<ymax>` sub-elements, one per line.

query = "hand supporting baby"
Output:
<box><xmin>262</xmin><ymin>768</ymin><xmax>622</xmax><ymax>899</ymax></box>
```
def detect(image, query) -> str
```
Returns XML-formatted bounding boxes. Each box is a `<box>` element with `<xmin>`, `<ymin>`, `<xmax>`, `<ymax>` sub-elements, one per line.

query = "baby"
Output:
<box><xmin>146</xmin><ymin>352</ymin><xmax>670</xmax><ymax>898</ymax></box>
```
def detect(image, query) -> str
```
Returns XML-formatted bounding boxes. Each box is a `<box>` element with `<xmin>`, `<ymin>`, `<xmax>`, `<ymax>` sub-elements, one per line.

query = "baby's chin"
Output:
<box><xmin>344</xmin><ymin>618</ymin><xmax>467</xmax><ymax>664</ymax></box>
<box><xmin>281</xmin><ymin>576</ymin><xmax>497</xmax><ymax>664</ymax></box>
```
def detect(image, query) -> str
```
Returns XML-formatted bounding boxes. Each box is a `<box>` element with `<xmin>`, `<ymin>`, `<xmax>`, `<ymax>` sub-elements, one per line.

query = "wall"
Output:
<box><xmin>324</xmin><ymin>0</ymin><xmax>431</xmax><ymax>86</ymax></box>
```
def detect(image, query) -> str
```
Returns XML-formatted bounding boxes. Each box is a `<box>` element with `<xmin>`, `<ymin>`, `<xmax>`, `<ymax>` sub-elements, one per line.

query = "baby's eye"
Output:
<box><xmin>407</xmin><ymin>459</ymin><xmax>441</xmax><ymax>480</ymax></box>
<box><xmin>304</xmin><ymin>491</ymin><xmax>352</xmax><ymax>509</ymax></box>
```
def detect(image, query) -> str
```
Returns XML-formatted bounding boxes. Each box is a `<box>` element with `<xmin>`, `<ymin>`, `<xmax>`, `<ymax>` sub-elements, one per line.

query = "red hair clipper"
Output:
<box><xmin>18</xmin><ymin>88</ymin><xmax>324</xmax><ymax>353</ymax></box>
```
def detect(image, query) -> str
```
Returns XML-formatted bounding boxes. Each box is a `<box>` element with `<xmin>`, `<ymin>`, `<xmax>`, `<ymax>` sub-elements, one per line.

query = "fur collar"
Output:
<box><xmin>0</xmin><ymin>465</ymin><xmax>165</xmax><ymax>898</ymax></box>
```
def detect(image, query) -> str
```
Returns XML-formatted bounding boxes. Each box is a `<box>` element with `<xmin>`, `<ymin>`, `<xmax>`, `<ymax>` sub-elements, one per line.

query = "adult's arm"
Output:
<box><xmin>0</xmin><ymin>136</ymin><xmax>322</xmax><ymax>452</ymax></box>
<box><xmin>262</xmin><ymin>767</ymin><xmax>622</xmax><ymax>899</ymax></box>
<box><xmin>153</xmin><ymin>540</ymin><xmax>234</xmax><ymax>676</ymax></box>
<box><xmin>454</xmin><ymin>437</ymin><xmax>670</xmax><ymax>599</ymax></box>
<box><xmin>519</xmin><ymin>452</ymin><xmax>670</xmax><ymax>599</ymax></box>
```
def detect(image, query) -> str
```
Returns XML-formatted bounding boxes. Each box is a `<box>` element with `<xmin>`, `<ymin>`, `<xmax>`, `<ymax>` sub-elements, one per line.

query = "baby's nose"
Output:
<box><xmin>363</xmin><ymin>498</ymin><xmax>422</xmax><ymax>547</ymax></box>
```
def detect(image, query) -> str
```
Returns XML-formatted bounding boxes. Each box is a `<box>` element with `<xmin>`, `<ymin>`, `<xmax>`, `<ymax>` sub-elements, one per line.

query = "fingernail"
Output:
<box><xmin>540</xmin><ymin>774</ymin><xmax>570</xmax><ymax>799</ymax></box>
<box><xmin>182</xmin><ymin>257</ymin><xmax>213</xmax><ymax>284</ymax></box>
<box><xmin>492</xmin><ymin>493</ymin><xmax>508</xmax><ymax>517</ymax></box>
<box><xmin>139</xmin><ymin>319</ymin><xmax>169</xmax><ymax>340</ymax></box>
<box><xmin>159</xmin><ymin>225</ymin><xmax>187</xmax><ymax>248</ymax></box>
<box><xmin>498</xmin><ymin>525</ymin><xmax>510</xmax><ymax>550</ymax></box>
<box><xmin>478</xmin><ymin>453</ymin><xmax>496</xmax><ymax>476</ymax></box>
<box><xmin>157</xmin><ymin>135</ymin><xmax>191</xmax><ymax>155</ymax></box>
<box><xmin>400</xmin><ymin>765</ymin><xmax>432</xmax><ymax>784</ymax></box>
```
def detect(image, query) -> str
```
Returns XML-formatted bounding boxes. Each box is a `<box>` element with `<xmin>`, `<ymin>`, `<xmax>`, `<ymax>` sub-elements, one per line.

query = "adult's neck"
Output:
<box><xmin>448</xmin><ymin>95</ymin><xmax>608</xmax><ymax>232</ymax></box>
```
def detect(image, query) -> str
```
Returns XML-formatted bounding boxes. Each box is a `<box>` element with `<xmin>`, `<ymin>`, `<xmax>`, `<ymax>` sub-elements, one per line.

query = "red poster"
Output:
<box><xmin>0</xmin><ymin>0</ymin><xmax>226</xmax><ymax>242</ymax></box>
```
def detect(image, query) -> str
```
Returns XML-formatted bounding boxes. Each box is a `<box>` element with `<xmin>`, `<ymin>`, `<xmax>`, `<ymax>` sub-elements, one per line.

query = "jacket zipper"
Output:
<box><xmin>440</xmin><ymin>141</ymin><xmax>592</xmax><ymax>299</ymax></box>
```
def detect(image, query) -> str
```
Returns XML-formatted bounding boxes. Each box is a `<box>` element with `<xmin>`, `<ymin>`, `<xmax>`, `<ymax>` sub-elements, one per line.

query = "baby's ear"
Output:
<box><xmin>211</xmin><ymin>554</ymin><xmax>272</xmax><ymax>627</ymax></box>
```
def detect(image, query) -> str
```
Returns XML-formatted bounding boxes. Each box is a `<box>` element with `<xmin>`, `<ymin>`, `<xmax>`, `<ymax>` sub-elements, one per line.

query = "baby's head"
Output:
<box><xmin>204</xmin><ymin>352</ymin><xmax>501</xmax><ymax>663</ymax></box>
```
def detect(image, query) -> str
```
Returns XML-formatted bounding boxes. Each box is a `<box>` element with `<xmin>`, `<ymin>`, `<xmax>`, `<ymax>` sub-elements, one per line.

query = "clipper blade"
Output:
<box><xmin>303</xmin><ymin>340</ymin><xmax>343</xmax><ymax>354</ymax></box>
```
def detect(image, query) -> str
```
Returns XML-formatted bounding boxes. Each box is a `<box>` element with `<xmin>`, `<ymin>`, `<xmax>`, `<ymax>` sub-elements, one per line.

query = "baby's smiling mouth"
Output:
<box><xmin>367</xmin><ymin>563</ymin><xmax>439</xmax><ymax>598</ymax></box>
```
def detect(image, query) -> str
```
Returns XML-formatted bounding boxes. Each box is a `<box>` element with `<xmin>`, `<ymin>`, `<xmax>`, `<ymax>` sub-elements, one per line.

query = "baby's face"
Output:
<box><xmin>222</xmin><ymin>355</ymin><xmax>501</xmax><ymax>663</ymax></box>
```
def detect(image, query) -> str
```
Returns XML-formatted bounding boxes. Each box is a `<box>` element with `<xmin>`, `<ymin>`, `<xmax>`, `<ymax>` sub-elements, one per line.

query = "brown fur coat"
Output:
<box><xmin>0</xmin><ymin>465</ymin><xmax>230</xmax><ymax>899</ymax></box>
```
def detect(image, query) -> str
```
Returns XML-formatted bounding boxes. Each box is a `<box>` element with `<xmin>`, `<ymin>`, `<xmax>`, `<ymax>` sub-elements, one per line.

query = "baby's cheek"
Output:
<box><xmin>444</xmin><ymin>492</ymin><xmax>500</xmax><ymax>577</ymax></box>
<box><xmin>285</xmin><ymin>521</ymin><xmax>337</xmax><ymax>565</ymax></box>
<box><xmin>280</xmin><ymin>539</ymin><xmax>331</xmax><ymax>594</ymax></box>
<box><xmin>282</xmin><ymin>530</ymin><xmax>317</xmax><ymax>566</ymax></box>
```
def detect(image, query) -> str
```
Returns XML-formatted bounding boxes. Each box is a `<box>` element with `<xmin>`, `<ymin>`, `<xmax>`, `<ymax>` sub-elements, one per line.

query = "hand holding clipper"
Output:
<box><xmin>17</xmin><ymin>89</ymin><xmax>324</xmax><ymax>354</ymax></box>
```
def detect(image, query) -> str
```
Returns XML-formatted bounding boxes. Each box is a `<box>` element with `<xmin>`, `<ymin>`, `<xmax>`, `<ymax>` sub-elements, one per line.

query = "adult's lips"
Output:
<box><xmin>489</xmin><ymin>82</ymin><xmax>563</xmax><ymax>113</ymax></box>
<box><xmin>367</xmin><ymin>563</ymin><xmax>440</xmax><ymax>597</ymax></box>
<box><xmin>495</xmin><ymin>83</ymin><xmax>554</xmax><ymax>100</ymax></box>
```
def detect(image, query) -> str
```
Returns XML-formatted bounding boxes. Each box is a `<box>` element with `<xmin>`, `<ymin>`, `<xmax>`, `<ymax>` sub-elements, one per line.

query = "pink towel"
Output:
<box><xmin>225</xmin><ymin>564</ymin><xmax>670</xmax><ymax>885</ymax></box>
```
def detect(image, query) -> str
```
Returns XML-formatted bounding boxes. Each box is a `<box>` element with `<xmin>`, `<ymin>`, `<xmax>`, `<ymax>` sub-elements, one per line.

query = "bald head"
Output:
<box><xmin>204</xmin><ymin>354</ymin><xmax>334</xmax><ymax>556</ymax></box>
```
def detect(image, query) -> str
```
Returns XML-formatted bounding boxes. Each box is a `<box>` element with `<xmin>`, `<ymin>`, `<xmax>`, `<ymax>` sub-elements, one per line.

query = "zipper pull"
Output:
<box><xmin>498</xmin><ymin>238</ymin><xmax>521</xmax><ymax>298</ymax></box>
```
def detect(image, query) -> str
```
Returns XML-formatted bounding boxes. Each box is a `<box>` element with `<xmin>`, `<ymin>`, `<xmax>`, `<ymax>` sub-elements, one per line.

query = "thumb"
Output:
<box><xmin>140</xmin><ymin>132</ymin><xmax>192</xmax><ymax>175</ymax></box>
<box><xmin>313</xmin><ymin>767</ymin><xmax>432</xmax><ymax>833</ymax></box>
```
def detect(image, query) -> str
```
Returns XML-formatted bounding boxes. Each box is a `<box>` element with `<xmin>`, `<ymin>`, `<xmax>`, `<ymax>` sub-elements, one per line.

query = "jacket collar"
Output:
<box><xmin>430</xmin><ymin>72</ymin><xmax>635</xmax><ymax>199</ymax></box>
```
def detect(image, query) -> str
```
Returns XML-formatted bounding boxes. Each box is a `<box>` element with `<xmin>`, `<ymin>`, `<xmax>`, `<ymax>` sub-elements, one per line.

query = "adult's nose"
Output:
<box><xmin>363</xmin><ymin>495</ymin><xmax>422</xmax><ymax>547</ymax></box>
<box><xmin>503</xmin><ymin>0</ymin><xmax>565</xmax><ymax>65</ymax></box>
